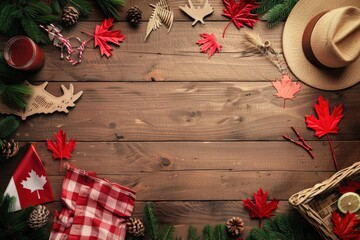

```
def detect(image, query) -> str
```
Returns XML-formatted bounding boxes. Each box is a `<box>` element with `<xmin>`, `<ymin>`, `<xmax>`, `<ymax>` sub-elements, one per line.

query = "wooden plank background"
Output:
<box><xmin>0</xmin><ymin>0</ymin><xmax>359</xmax><ymax>239</ymax></box>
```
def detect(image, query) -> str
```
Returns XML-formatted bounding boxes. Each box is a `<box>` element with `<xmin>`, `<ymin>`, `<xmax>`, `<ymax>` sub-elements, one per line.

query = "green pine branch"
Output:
<box><xmin>255</xmin><ymin>0</ymin><xmax>284</xmax><ymax>15</ymax></box>
<box><xmin>144</xmin><ymin>202</ymin><xmax>161</xmax><ymax>240</ymax></box>
<box><xmin>187</xmin><ymin>225</ymin><xmax>199</xmax><ymax>240</ymax></box>
<box><xmin>0</xmin><ymin>0</ymin><xmax>58</xmax><ymax>43</ymax></box>
<box><xmin>202</xmin><ymin>225</ymin><xmax>215</xmax><ymax>240</ymax></box>
<box><xmin>0</xmin><ymin>116</ymin><xmax>20</xmax><ymax>140</ymax></box>
<box><xmin>246</xmin><ymin>212</ymin><xmax>321</xmax><ymax>240</ymax></box>
<box><xmin>52</xmin><ymin>0</ymin><xmax>92</xmax><ymax>17</ymax></box>
<box><xmin>160</xmin><ymin>224</ymin><xmax>175</xmax><ymax>240</ymax></box>
<box><xmin>255</xmin><ymin>0</ymin><xmax>298</xmax><ymax>27</ymax></box>
<box><xmin>213</xmin><ymin>225</ymin><xmax>227</xmax><ymax>240</ymax></box>
<box><xmin>0</xmin><ymin>81</ymin><xmax>32</xmax><ymax>110</ymax></box>
<box><xmin>95</xmin><ymin>0</ymin><xmax>124</xmax><ymax>20</ymax></box>
<box><xmin>266</xmin><ymin>0</ymin><xmax>298</xmax><ymax>27</ymax></box>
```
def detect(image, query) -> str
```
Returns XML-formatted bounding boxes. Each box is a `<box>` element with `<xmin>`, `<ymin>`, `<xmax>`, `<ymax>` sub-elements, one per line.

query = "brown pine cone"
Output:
<box><xmin>127</xmin><ymin>6</ymin><xmax>142</xmax><ymax>27</ymax></box>
<box><xmin>226</xmin><ymin>217</ymin><xmax>245</xmax><ymax>236</ymax></box>
<box><xmin>126</xmin><ymin>217</ymin><xmax>145</xmax><ymax>237</ymax></box>
<box><xmin>62</xmin><ymin>5</ymin><xmax>80</xmax><ymax>27</ymax></box>
<box><xmin>1</xmin><ymin>139</ymin><xmax>19</xmax><ymax>160</ymax></box>
<box><xmin>28</xmin><ymin>205</ymin><xmax>50</xmax><ymax>230</ymax></box>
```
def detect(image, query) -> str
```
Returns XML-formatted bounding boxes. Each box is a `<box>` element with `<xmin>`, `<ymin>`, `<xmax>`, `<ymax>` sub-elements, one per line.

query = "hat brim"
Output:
<box><xmin>283</xmin><ymin>0</ymin><xmax>360</xmax><ymax>91</ymax></box>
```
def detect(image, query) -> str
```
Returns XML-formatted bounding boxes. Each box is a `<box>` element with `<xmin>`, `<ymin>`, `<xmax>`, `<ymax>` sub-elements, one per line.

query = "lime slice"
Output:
<box><xmin>337</xmin><ymin>192</ymin><xmax>360</xmax><ymax>214</ymax></box>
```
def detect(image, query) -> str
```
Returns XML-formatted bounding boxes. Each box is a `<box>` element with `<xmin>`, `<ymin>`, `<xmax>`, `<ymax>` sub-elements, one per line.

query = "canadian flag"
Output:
<box><xmin>4</xmin><ymin>144</ymin><xmax>54</xmax><ymax>211</ymax></box>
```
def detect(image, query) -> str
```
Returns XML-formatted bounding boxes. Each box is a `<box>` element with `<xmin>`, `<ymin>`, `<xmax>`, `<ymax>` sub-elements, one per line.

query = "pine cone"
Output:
<box><xmin>226</xmin><ymin>217</ymin><xmax>245</xmax><ymax>236</ymax></box>
<box><xmin>28</xmin><ymin>205</ymin><xmax>50</xmax><ymax>230</ymax></box>
<box><xmin>1</xmin><ymin>139</ymin><xmax>19</xmax><ymax>160</ymax></box>
<box><xmin>62</xmin><ymin>5</ymin><xmax>80</xmax><ymax>27</ymax></box>
<box><xmin>127</xmin><ymin>6</ymin><xmax>142</xmax><ymax>27</ymax></box>
<box><xmin>126</xmin><ymin>217</ymin><xmax>145</xmax><ymax>237</ymax></box>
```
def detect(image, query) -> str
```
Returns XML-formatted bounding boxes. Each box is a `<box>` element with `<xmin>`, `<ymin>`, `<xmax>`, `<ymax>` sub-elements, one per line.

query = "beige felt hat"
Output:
<box><xmin>283</xmin><ymin>0</ymin><xmax>360</xmax><ymax>90</ymax></box>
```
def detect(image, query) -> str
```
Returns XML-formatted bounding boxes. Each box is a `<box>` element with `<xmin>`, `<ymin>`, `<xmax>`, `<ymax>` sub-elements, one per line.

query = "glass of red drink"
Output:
<box><xmin>4</xmin><ymin>36</ymin><xmax>45</xmax><ymax>71</ymax></box>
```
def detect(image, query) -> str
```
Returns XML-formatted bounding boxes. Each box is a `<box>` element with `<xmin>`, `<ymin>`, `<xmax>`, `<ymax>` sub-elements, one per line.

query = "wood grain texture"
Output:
<box><xmin>0</xmin><ymin>0</ymin><xmax>358</xmax><ymax>238</ymax></box>
<box><xmin>0</xmin><ymin>22</ymin><xmax>285</xmax><ymax>82</ymax></box>
<box><xmin>2</xmin><ymin>142</ymin><xmax>359</xmax><ymax>177</ymax></box>
<box><xmin>7</xmin><ymin>82</ymin><xmax>359</xmax><ymax>141</ymax></box>
<box><xmin>0</xmin><ymin>170</ymin><xmax>335</xmax><ymax>201</ymax></box>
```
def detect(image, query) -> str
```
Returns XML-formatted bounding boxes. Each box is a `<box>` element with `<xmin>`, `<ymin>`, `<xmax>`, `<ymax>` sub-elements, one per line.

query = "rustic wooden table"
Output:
<box><xmin>0</xmin><ymin>0</ymin><xmax>359</xmax><ymax>238</ymax></box>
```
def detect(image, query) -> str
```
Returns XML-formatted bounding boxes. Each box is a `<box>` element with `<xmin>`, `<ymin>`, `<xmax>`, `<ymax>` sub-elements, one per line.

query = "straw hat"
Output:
<box><xmin>283</xmin><ymin>0</ymin><xmax>360</xmax><ymax>90</ymax></box>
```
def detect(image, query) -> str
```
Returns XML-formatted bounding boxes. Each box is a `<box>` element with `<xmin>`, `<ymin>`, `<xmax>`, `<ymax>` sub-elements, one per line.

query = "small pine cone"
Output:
<box><xmin>28</xmin><ymin>205</ymin><xmax>50</xmax><ymax>230</ymax></box>
<box><xmin>62</xmin><ymin>5</ymin><xmax>80</xmax><ymax>27</ymax></box>
<box><xmin>126</xmin><ymin>217</ymin><xmax>145</xmax><ymax>237</ymax></box>
<box><xmin>1</xmin><ymin>139</ymin><xmax>19</xmax><ymax>160</ymax></box>
<box><xmin>226</xmin><ymin>217</ymin><xmax>245</xmax><ymax>236</ymax></box>
<box><xmin>127</xmin><ymin>6</ymin><xmax>142</xmax><ymax>27</ymax></box>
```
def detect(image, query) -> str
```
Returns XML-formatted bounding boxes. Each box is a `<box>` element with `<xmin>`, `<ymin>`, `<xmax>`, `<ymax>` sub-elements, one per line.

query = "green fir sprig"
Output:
<box><xmin>255</xmin><ymin>0</ymin><xmax>298</xmax><ymax>27</ymax></box>
<box><xmin>0</xmin><ymin>193</ymin><xmax>50</xmax><ymax>240</ymax></box>
<box><xmin>144</xmin><ymin>202</ymin><xmax>175</xmax><ymax>240</ymax></box>
<box><xmin>95</xmin><ymin>0</ymin><xmax>124</xmax><ymax>20</ymax></box>
<box><xmin>187</xmin><ymin>225</ymin><xmax>200</xmax><ymax>240</ymax></box>
<box><xmin>0</xmin><ymin>54</ymin><xmax>33</xmax><ymax>110</ymax></box>
<box><xmin>50</xmin><ymin>0</ymin><xmax>92</xmax><ymax>16</ymax></box>
<box><xmin>0</xmin><ymin>0</ymin><xmax>58</xmax><ymax>43</ymax></box>
<box><xmin>0</xmin><ymin>81</ymin><xmax>33</xmax><ymax>109</ymax></box>
<box><xmin>246</xmin><ymin>212</ymin><xmax>320</xmax><ymax>240</ymax></box>
<box><xmin>0</xmin><ymin>116</ymin><xmax>20</xmax><ymax>144</ymax></box>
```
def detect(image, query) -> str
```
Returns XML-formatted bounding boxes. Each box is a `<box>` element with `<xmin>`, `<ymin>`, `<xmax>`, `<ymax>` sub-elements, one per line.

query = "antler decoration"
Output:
<box><xmin>180</xmin><ymin>0</ymin><xmax>214</xmax><ymax>26</ymax></box>
<box><xmin>145</xmin><ymin>0</ymin><xmax>174</xmax><ymax>41</ymax></box>
<box><xmin>0</xmin><ymin>81</ymin><xmax>83</xmax><ymax>120</ymax></box>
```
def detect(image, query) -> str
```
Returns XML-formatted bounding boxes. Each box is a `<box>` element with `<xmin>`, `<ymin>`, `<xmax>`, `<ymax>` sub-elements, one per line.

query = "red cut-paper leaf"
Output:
<box><xmin>332</xmin><ymin>211</ymin><xmax>360</xmax><ymax>240</ymax></box>
<box><xmin>91</xmin><ymin>18</ymin><xmax>125</xmax><ymax>57</ymax></box>
<box><xmin>243</xmin><ymin>188</ymin><xmax>279</xmax><ymax>227</ymax></box>
<box><xmin>305</xmin><ymin>96</ymin><xmax>343</xmax><ymax>171</ymax></box>
<box><xmin>339</xmin><ymin>180</ymin><xmax>360</xmax><ymax>194</ymax></box>
<box><xmin>222</xmin><ymin>0</ymin><xmax>260</xmax><ymax>38</ymax></box>
<box><xmin>272</xmin><ymin>74</ymin><xmax>301</xmax><ymax>109</ymax></box>
<box><xmin>196</xmin><ymin>33</ymin><xmax>222</xmax><ymax>58</ymax></box>
<box><xmin>47</xmin><ymin>129</ymin><xmax>76</xmax><ymax>172</ymax></box>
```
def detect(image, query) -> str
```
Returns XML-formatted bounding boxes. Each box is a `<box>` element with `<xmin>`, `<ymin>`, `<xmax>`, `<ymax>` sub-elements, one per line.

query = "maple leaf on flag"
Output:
<box><xmin>243</xmin><ymin>188</ymin><xmax>279</xmax><ymax>227</ymax></box>
<box><xmin>47</xmin><ymin>129</ymin><xmax>76</xmax><ymax>172</ymax></box>
<box><xmin>83</xmin><ymin>18</ymin><xmax>125</xmax><ymax>57</ymax></box>
<box><xmin>332</xmin><ymin>211</ymin><xmax>360</xmax><ymax>240</ymax></box>
<box><xmin>222</xmin><ymin>0</ymin><xmax>260</xmax><ymax>38</ymax></box>
<box><xmin>305</xmin><ymin>96</ymin><xmax>343</xmax><ymax>171</ymax></box>
<box><xmin>21</xmin><ymin>169</ymin><xmax>47</xmax><ymax>199</ymax></box>
<box><xmin>196</xmin><ymin>33</ymin><xmax>222</xmax><ymax>58</ymax></box>
<box><xmin>272</xmin><ymin>74</ymin><xmax>301</xmax><ymax>109</ymax></box>
<box><xmin>339</xmin><ymin>180</ymin><xmax>360</xmax><ymax>194</ymax></box>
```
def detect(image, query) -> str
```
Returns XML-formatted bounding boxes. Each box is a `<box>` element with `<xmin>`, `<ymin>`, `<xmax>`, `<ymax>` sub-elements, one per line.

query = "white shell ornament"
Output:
<box><xmin>0</xmin><ymin>81</ymin><xmax>83</xmax><ymax>120</ymax></box>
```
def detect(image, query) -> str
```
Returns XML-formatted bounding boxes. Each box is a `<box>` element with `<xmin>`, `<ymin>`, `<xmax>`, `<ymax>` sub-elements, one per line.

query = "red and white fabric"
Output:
<box><xmin>50</xmin><ymin>163</ymin><xmax>136</xmax><ymax>240</ymax></box>
<box><xmin>4</xmin><ymin>144</ymin><xmax>54</xmax><ymax>211</ymax></box>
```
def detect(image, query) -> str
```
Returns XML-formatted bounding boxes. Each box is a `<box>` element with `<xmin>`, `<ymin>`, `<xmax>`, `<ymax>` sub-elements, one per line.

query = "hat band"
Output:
<box><xmin>302</xmin><ymin>11</ymin><xmax>330</xmax><ymax>69</ymax></box>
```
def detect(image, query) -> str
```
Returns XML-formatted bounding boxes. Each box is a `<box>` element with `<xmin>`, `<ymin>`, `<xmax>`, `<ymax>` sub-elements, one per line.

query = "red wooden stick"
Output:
<box><xmin>327</xmin><ymin>134</ymin><xmax>338</xmax><ymax>171</ymax></box>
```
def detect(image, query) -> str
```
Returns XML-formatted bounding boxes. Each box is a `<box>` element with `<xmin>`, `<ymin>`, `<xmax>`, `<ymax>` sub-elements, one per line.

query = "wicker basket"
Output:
<box><xmin>289</xmin><ymin>161</ymin><xmax>360</xmax><ymax>240</ymax></box>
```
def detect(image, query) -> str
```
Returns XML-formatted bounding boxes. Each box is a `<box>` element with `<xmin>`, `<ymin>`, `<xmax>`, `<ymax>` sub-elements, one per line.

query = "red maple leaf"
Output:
<box><xmin>84</xmin><ymin>18</ymin><xmax>125</xmax><ymax>57</ymax></box>
<box><xmin>47</xmin><ymin>129</ymin><xmax>76</xmax><ymax>172</ymax></box>
<box><xmin>332</xmin><ymin>211</ymin><xmax>360</xmax><ymax>240</ymax></box>
<box><xmin>222</xmin><ymin>0</ymin><xmax>260</xmax><ymax>38</ymax></box>
<box><xmin>243</xmin><ymin>188</ymin><xmax>279</xmax><ymax>227</ymax></box>
<box><xmin>339</xmin><ymin>181</ymin><xmax>360</xmax><ymax>194</ymax></box>
<box><xmin>196</xmin><ymin>33</ymin><xmax>222</xmax><ymax>58</ymax></box>
<box><xmin>305</xmin><ymin>96</ymin><xmax>343</xmax><ymax>170</ymax></box>
<box><xmin>272</xmin><ymin>74</ymin><xmax>301</xmax><ymax>109</ymax></box>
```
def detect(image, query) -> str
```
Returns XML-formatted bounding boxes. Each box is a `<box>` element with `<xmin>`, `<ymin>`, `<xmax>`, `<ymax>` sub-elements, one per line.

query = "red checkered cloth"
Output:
<box><xmin>50</xmin><ymin>163</ymin><xmax>136</xmax><ymax>240</ymax></box>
